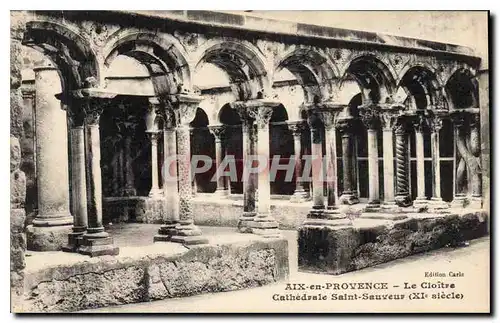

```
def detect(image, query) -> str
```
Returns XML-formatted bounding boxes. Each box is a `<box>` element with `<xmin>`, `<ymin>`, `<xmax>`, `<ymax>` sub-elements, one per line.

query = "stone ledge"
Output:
<box><xmin>18</xmin><ymin>235</ymin><xmax>289</xmax><ymax>313</ymax></box>
<box><xmin>299</xmin><ymin>210</ymin><xmax>488</xmax><ymax>275</ymax></box>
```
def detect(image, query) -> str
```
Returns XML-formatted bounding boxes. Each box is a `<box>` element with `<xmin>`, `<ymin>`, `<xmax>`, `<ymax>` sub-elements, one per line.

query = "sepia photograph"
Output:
<box><xmin>9</xmin><ymin>9</ymin><xmax>490</xmax><ymax>314</ymax></box>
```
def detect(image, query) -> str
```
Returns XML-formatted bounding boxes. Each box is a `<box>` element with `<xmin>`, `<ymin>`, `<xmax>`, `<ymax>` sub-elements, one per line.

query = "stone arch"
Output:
<box><xmin>217</xmin><ymin>102</ymin><xmax>242</xmax><ymax>125</ymax></box>
<box><xmin>340</xmin><ymin>54</ymin><xmax>397</xmax><ymax>104</ymax></box>
<box><xmin>103</xmin><ymin>31</ymin><xmax>192</xmax><ymax>95</ymax></box>
<box><xmin>22</xmin><ymin>21</ymin><xmax>100</xmax><ymax>92</ymax></box>
<box><xmin>194</xmin><ymin>40</ymin><xmax>271</xmax><ymax>101</ymax></box>
<box><xmin>397</xmin><ymin>64</ymin><xmax>441</xmax><ymax>110</ymax></box>
<box><xmin>445</xmin><ymin>67</ymin><xmax>479</xmax><ymax>110</ymax></box>
<box><xmin>275</xmin><ymin>47</ymin><xmax>339</xmax><ymax>103</ymax></box>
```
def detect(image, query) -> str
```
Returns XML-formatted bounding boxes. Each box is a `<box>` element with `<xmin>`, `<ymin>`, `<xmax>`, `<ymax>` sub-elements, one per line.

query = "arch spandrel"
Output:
<box><xmin>193</xmin><ymin>39</ymin><xmax>272</xmax><ymax>100</ymax></box>
<box><xmin>274</xmin><ymin>46</ymin><xmax>339</xmax><ymax>104</ymax></box>
<box><xmin>102</xmin><ymin>30</ymin><xmax>192</xmax><ymax>95</ymax></box>
<box><xmin>22</xmin><ymin>20</ymin><xmax>100</xmax><ymax>92</ymax></box>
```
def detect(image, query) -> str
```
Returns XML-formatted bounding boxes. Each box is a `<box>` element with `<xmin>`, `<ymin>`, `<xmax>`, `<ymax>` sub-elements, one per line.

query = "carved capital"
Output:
<box><xmin>147</xmin><ymin>131</ymin><xmax>161</xmax><ymax>143</ymax></box>
<box><xmin>231</xmin><ymin>99</ymin><xmax>280</xmax><ymax>130</ymax></box>
<box><xmin>337</xmin><ymin>117</ymin><xmax>354</xmax><ymax>136</ymax></box>
<box><xmin>67</xmin><ymin>101</ymin><xmax>86</xmax><ymax>128</ymax></box>
<box><xmin>427</xmin><ymin>109</ymin><xmax>447</xmax><ymax>133</ymax></box>
<box><xmin>359</xmin><ymin>104</ymin><xmax>380</xmax><ymax>130</ymax></box>
<box><xmin>209</xmin><ymin>125</ymin><xmax>226</xmax><ymax>143</ymax></box>
<box><xmin>171</xmin><ymin>93</ymin><xmax>203</xmax><ymax>126</ymax></box>
<box><xmin>288</xmin><ymin>121</ymin><xmax>306</xmax><ymax>137</ymax></box>
<box><xmin>449</xmin><ymin>110</ymin><xmax>469</xmax><ymax>130</ymax></box>
<box><xmin>379</xmin><ymin>104</ymin><xmax>403</xmax><ymax>130</ymax></box>
<box><xmin>82</xmin><ymin>100</ymin><xmax>104</xmax><ymax>125</ymax></box>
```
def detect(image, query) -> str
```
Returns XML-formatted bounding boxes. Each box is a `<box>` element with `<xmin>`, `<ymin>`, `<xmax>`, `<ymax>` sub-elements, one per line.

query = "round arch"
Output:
<box><xmin>22</xmin><ymin>21</ymin><xmax>99</xmax><ymax>93</ymax></box>
<box><xmin>445</xmin><ymin>67</ymin><xmax>479</xmax><ymax>110</ymax></box>
<box><xmin>275</xmin><ymin>47</ymin><xmax>339</xmax><ymax>103</ymax></box>
<box><xmin>397</xmin><ymin>64</ymin><xmax>441</xmax><ymax>110</ymax></box>
<box><xmin>194</xmin><ymin>41</ymin><xmax>271</xmax><ymax>101</ymax></box>
<box><xmin>103</xmin><ymin>32</ymin><xmax>192</xmax><ymax>95</ymax></box>
<box><xmin>340</xmin><ymin>54</ymin><xmax>397</xmax><ymax>104</ymax></box>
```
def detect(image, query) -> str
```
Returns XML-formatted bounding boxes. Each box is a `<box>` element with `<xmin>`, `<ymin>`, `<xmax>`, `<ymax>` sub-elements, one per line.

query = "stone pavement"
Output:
<box><xmin>81</xmin><ymin>229</ymin><xmax>490</xmax><ymax>313</ymax></box>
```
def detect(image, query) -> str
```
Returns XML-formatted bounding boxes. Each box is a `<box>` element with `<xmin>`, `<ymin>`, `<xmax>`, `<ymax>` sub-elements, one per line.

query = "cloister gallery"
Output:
<box><xmin>10</xmin><ymin>11</ymin><xmax>489</xmax><ymax>312</ymax></box>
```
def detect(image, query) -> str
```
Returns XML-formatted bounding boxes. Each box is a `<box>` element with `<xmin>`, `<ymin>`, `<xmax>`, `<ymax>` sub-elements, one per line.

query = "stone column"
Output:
<box><xmin>469</xmin><ymin>111</ymin><xmax>483</xmax><ymax>209</ymax></box>
<box><xmin>338</xmin><ymin>117</ymin><xmax>359</xmax><ymax>205</ymax></box>
<box><xmin>450</xmin><ymin>111</ymin><xmax>468</xmax><ymax>208</ymax></box>
<box><xmin>379</xmin><ymin>106</ymin><xmax>403</xmax><ymax>211</ymax></box>
<box><xmin>289</xmin><ymin>121</ymin><xmax>309</xmax><ymax>202</ymax></box>
<box><xmin>26</xmin><ymin>65</ymin><xmax>73</xmax><ymax>251</ymax></box>
<box><xmin>209</xmin><ymin>125</ymin><xmax>227</xmax><ymax>196</ymax></box>
<box><xmin>170</xmin><ymin>94</ymin><xmax>208</xmax><ymax>245</ymax></box>
<box><xmin>62</xmin><ymin>104</ymin><xmax>88</xmax><ymax>252</ymax></box>
<box><xmin>316</xmin><ymin>105</ymin><xmax>351</xmax><ymax>226</ymax></box>
<box><xmin>78</xmin><ymin>98</ymin><xmax>119</xmax><ymax>257</ymax></box>
<box><xmin>394</xmin><ymin>116</ymin><xmax>412</xmax><ymax>207</ymax></box>
<box><xmin>148</xmin><ymin>131</ymin><xmax>162</xmax><ymax>197</ymax></box>
<box><xmin>122</xmin><ymin>132</ymin><xmax>136</xmax><ymax>196</ymax></box>
<box><xmin>360</xmin><ymin>105</ymin><xmax>381</xmax><ymax>210</ymax></box>
<box><xmin>237</xmin><ymin>119</ymin><xmax>257</xmax><ymax>232</ymax></box>
<box><xmin>413</xmin><ymin>114</ymin><xmax>428</xmax><ymax>207</ymax></box>
<box><xmin>155</xmin><ymin>108</ymin><xmax>180</xmax><ymax>242</ymax></box>
<box><xmin>427</xmin><ymin>111</ymin><xmax>449</xmax><ymax>210</ymax></box>
<box><xmin>247</xmin><ymin>101</ymin><xmax>281</xmax><ymax>238</ymax></box>
<box><xmin>306</xmin><ymin>111</ymin><xmax>325</xmax><ymax>217</ymax></box>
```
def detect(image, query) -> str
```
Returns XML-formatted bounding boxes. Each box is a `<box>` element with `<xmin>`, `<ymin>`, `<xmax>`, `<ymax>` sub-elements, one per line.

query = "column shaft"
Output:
<box><xmin>78</xmin><ymin>102</ymin><xmax>119</xmax><ymax>257</ymax></box>
<box><xmin>367</xmin><ymin>129</ymin><xmax>380</xmax><ymax>206</ymax></box>
<box><xmin>238</xmin><ymin>121</ymin><xmax>257</xmax><ymax>232</ymax></box>
<box><xmin>382</xmin><ymin>129</ymin><xmax>396</xmax><ymax>206</ymax></box>
<box><xmin>123</xmin><ymin>135</ymin><xmax>136</xmax><ymax>196</ymax></box>
<box><xmin>414</xmin><ymin>128</ymin><xmax>427</xmax><ymax>204</ymax></box>
<box><xmin>155</xmin><ymin>127</ymin><xmax>179</xmax><ymax>241</ymax></box>
<box><xmin>290</xmin><ymin>122</ymin><xmax>308</xmax><ymax>202</ymax></box>
<box><xmin>338</xmin><ymin>119</ymin><xmax>359</xmax><ymax>204</ymax></box>
<box><xmin>430</xmin><ymin>130</ymin><xmax>442</xmax><ymax>199</ymax></box>
<box><xmin>394</xmin><ymin>126</ymin><xmax>411</xmax><ymax>206</ymax></box>
<box><xmin>171</xmin><ymin>123</ymin><xmax>208</xmax><ymax>244</ymax></box>
<box><xmin>148</xmin><ymin>133</ymin><xmax>161</xmax><ymax>197</ymax></box>
<box><xmin>310</xmin><ymin>126</ymin><xmax>325</xmax><ymax>212</ymax></box>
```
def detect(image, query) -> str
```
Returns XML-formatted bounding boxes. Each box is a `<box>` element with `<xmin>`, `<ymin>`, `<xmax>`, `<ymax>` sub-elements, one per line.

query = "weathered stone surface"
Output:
<box><xmin>11</xmin><ymin>138</ymin><xmax>27</xmax><ymax>208</ymax></box>
<box><xmin>10</xmin><ymin>90</ymin><xmax>23</xmax><ymax>138</ymax></box>
<box><xmin>26</xmin><ymin>225</ymin><xmax>72</xmax><ymax>251</ymax></box>
<box><xmin>298</xmin><ymin>211</ymin><xmax>488</xmax><ymax>275</ymax></box>
<box><xmin>25</xmin><ymin>267</ymin><xmax>146</xmax><ymax>312</ymax></box>
<box><xmin>147</xmin><ymin>248</ymin><xmax>277</xmax><ymax>300</ymax></box>
<box><xmin>21</xmin><ymin>238</ymin><xmax>289</xmax><ymax>313</ymax></box>
<box><xmin>11</xmin><ymin>206</ymin><xmax>26</xmax><ymax>233</ymax></box>
<box><xmin>298</xmin><ymin>226</ymin><xmax>361</xmax><ymax>275</ymax></box>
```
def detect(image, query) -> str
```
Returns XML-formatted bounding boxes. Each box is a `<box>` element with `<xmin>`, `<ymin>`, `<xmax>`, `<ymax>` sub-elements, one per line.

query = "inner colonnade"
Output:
<box><xmin>18</xmin><ymin>11</ymin><xmax>484</xmax><ymax>257</ymax></box>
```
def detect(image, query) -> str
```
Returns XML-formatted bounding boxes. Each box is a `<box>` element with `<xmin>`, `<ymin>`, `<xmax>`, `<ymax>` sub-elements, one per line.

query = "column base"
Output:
<box><xmin>122</xmin><ymin>188</ymin><xmax>137</xmax><ymax>197</ymax></box>
<box><xmin>380</xmin><ymin>201</ymin><xmax>399</xmax><ymax>211</ymax></box>
<box><xmin>237</xmin><ymin>212</ymin><xmax>256</xmax><ymax>233</ymax></box>
<box><xmin>426</xmin><ymin>198</ymin><xmax>450</xmax><ymax>212</ymax></box>
<box><xmin>212</xmin><ymin>188</ymin><xmax>228</xmax><ymax>197</ymax></box>
<box><xmin>153</xmin><ymin>222</ymin><xmax>178</xmax><ymax>242</ymax></box>
<box><xmin>364</xmin><ymin>201</ymin><xmax>381</xmax><ymax>212</ymax></box>
<box><xmin>251</xmin><ymin>213</ymin><xmax>281</xmax><ymax>238</ymax></box>
<box><xmin>339</xmin><ymin>193</ymin><xmax>359</xmax><ymax>205</ymax></box>
<box><xmin>62</xmin><ymin>229</ymin><xmax>86</xmax><ymax>252</ymax></box>
<box><xmin>26</xmin><ymin>224</ymin><xmax>73</xmax><ymax>251</ymax></box>
<box><xmin>148</xmin><ymin>188</ymin><xmax>163</xmax><ymax>198</ymax></box>
<box><xmin>174</xmin><ymin>221</ymin><xmax>205</xmax><ymax>237</ymax></box>
<box><xmin>78</xmin><ymin>232</ymin><xmax>119</xmax><ymax>257</ymax></box>
<box><xmin>395</xmin><ymin>195</ymin><xmax>413</xmax><ymax>207</ymax></box>
<box><xmin>467</xmin><ymin>196</ymin><xmax>482</xmax><ymax>209</ymax></box>
<box><xmin>359</xmin><ymin>213</ymin><xmax>408</xmax><ymax>221</ymax></box>
<box><xmin>304</xmin><ymin>208</ymin><xmax>352</xmax><ymax>227</ymax></box>
<box><xmin>290</xmin><ymin>190</ymin><xmax>310</xmax><ymax>203</ymax></box>
<box><xmin>170</xmin><ymin>235</ymin><xmax>209</xmax><ymax>245</ymax></box>
<box><xmin>31</xmin><ymin>213</ymin><xmax>73</xmax><ymax>227</ymax></box>
<box><xmin>450</xmin><ymin>196</ymin><xmax>467</xmax><ymax>208</ymax></box>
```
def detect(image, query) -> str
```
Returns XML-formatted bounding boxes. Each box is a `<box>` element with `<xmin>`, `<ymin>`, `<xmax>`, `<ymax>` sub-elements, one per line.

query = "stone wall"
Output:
<box><xmin>20</xmin><ymin>238</ymin><xmax>289</xmax><ymax>313</ymax></box>
<box><xmin>298</xmin><ymin>211</ymin><xmax>489</xmax><ymax>275</ymax></box>
<box><xmin>11</xmin><ymin>12</ymin><xmax>28</xmax><ymax>312</ymax></box>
